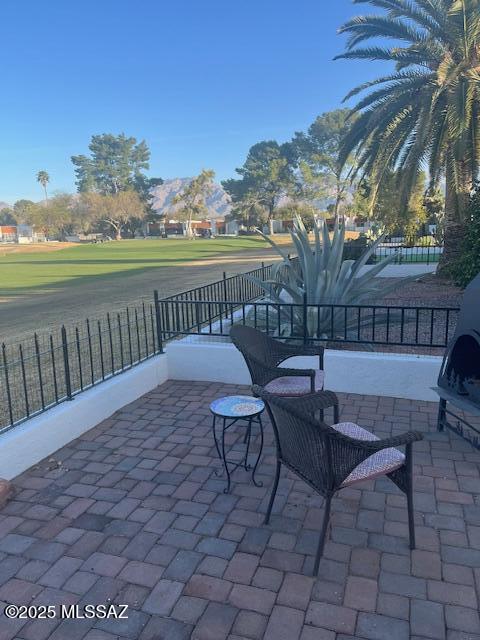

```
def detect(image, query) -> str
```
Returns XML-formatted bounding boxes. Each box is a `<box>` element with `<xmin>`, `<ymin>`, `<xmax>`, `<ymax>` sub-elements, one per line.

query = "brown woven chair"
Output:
<box><xmin>253</xmin><ymin>385</ymin><xmax>423</xmax><ymax>575</ymax></box>
<box><xmin>230</xmin><ymin>325</ymin><xmax>335</xmax><ymax>414</ymax></box>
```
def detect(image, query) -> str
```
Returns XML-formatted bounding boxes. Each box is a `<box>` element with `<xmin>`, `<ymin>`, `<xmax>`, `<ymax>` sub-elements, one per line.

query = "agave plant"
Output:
<box><xmin>244</xmin><ymin>216</ymin><xmax>410</xmax><ymax>340</ymax></box>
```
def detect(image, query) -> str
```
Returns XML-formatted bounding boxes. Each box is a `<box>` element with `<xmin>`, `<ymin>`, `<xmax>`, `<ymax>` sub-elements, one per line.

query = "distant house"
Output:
<box><xmin>0</xmin><ymin>224</ymin><xmax>45</xmax><ymax>244</ymax></box>
<box><xmin>147</xmin><ymin>218</ymin><xmax>227</xmax><ymax>237</ymax></box>
<box><xmin>0</xmin><ymin>225</ymin><xmax>17</xmax><ymax>242</ymax></box>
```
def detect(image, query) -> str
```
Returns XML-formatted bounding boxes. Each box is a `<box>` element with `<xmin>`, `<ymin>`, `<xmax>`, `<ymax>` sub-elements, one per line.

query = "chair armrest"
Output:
<box><xmin>344</xmin><ymin>430</ymin><xmax>424</xmax><ymax>452</ymax></box>
<box><xmin>281</xmin><ymin>390</ymin><xmax>339</xmax><ymax>412</ymax></box>
<box><xmin>273</xmin><ymin>341</ymin><xmax>325</xmax><ymax>368</ymax></box>
<box><xmin>248</xmin><ymin>353</ymin><xmax>316</xmax><ymax>386</ymax></box>
<box><xmin>371</xmin><ymin>431</ymin><xmax>424</xmax><ymax>450</ymax></box>
<box><xmin>252</xmin><ymin>385</ymin><xmax>338</xmax><ymax>411</ymax></box>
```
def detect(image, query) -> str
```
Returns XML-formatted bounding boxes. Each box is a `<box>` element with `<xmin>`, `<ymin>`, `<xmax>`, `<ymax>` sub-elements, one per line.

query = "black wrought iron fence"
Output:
<box><xmin>158</xmin><ymin>297</ymin><xmax>459</xmax><ymax>350</ymax></box>
<box><xmin>0</xmin><ymin>249</ymin><xmax>451</xmax><ymax>434</ymax></box>
<box><xmin>0</xmin><ymin>301</ymin><xmax>163</xmax><ymax>432</ymax></box>
<box><xmin>344</xmin><ymin>244</ymin><xmax>443</xmax><ymax>264</ymax></box>
<box><xmin>159</xmin><ymin>258</ymin><xmax>305</xmax><ymax>340</ymax></box>
<box><xmin>163</xmin><ymin>261</ymin><xmax>275</xmax><ymax>304</ymax></box>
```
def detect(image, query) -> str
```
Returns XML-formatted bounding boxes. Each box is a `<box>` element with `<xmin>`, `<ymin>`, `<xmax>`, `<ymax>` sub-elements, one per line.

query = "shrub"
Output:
<box><xmin>451</xmin><ymin>185</ymin><xmax>480</xmax><ymax>288</ymax></box>
<box><xmin>416</xmin><ymin>235</ymin><xmax>437</xmax><ymax>247</ymax></box>
<box><xmin>343</xmin><ymin>235</ymin><xmax>372</xmax><ymax>262</ymax></box>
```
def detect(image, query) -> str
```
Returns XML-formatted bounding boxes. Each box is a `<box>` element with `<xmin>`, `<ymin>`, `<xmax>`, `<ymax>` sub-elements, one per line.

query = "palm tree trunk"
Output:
<box><xmin>439</xmin><ymin>160</ymin><xmax>471</xmax><ymax>273</ymax></box>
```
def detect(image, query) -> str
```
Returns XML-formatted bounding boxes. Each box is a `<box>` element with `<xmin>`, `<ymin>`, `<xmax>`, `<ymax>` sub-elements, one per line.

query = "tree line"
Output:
<box><xmin>222</xmin><ymin>109</ymin><xmax>444</xmax><ymax>243</ymax></box>
<box><xmin>1</xmin><ymin>135</ymin><xmax>158</xmax><ymax>239</ymax></box>
<box><xmin>2</xmin><ymin>0</ymin><xmax>480</xmax><ymax>273</ymax></box>
<box><xmin>1</xmin><ymin>112</ymin><xmax>444</xmax><ymax>245</ymax></box>
<box><xmin>1</xmin><ymin>134</ymin><xmax>218</xmax><ymax>241</ymax></box>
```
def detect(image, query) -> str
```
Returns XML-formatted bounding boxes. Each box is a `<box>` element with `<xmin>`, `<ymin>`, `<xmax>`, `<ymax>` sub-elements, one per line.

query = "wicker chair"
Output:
<box><xmin>253</xmin><ymin>385</ymin><xmax>423</xmax><ymax>575</ymax></box>
<box><xmin>230</xmin><ymin>325</ymin><xmax>337</xmax><ymax>419</ymax></box>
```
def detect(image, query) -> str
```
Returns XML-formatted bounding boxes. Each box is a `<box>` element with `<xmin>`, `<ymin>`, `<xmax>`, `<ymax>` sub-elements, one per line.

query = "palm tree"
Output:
<box><xmin>335</xmin><ymin>0</ymin><xmax>480</xmax><ymax>269</ymax></box>
<box><xmin>36</xmin><ymin>170</ymin><xmax>50</xmax><ymax>202</ymax></box>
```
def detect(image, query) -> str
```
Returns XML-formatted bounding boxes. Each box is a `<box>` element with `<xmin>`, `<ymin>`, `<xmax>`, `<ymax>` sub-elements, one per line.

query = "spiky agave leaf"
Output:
<box><xmin>241</xmin><ymin>215</ymin><xmax>414</xmax><ymax>340</ymax></box>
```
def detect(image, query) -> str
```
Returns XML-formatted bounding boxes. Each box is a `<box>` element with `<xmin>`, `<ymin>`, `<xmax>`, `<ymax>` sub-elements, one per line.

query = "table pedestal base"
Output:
<box><xmin>212</xmin><ymin>414</ymin><xmax>264</xmax><ymax>494</ymax></box>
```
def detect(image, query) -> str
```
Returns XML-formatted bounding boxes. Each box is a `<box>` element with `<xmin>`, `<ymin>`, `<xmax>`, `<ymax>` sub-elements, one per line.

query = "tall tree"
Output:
<box><xmin>71</xmin><ymin>133</ymin><xmax>151</xmax><ymax>195</ymax></box>
<box><xmin>424</xmin><ymin>187</ymin><xmax>446</xmax><ymax>241</ymax></box>
<box><xmin>222</xmin><ymin>141</ymin><xmax>294</xmax><ymax>234</ymax></box>
<box><xmin>36</xmin><ymin>170</ymin><xmax>50</xmax><ymax>202</ymax></box>
<box><xmin>351</xmin><ymin>171</ymin><xmax>429</xmax><ymax>242</ymax></box>
<box><xmin>227</xmin><ymin>192</ymin><xmax>268</xmax><ymax>232</ymax></box>
<box><xmin>289</xmin><ymin>109</ymin><xmax>357</xmax><ymax>217</ymax></box>
<box><xmin>70</xmin><ymin>195</ymin><xmax>99</xmax><ymax>235</ymax></box>
<box><xmin>132</xmin><ymin>174</ymin><xmax>164</xmax><ymax>217</ymax></box>
<box><xmin>24</xmin><ymin>194</ymin><xmax>73</xmax><ymax>238</ymax></box>
<box><xmin>13</xmin><ymin>199</ymin><xmax>36</xmax><ymax>224</ymax></box>
<box><xmin>80</xmin><ymin>191</ymin><xmax>146</xmax><ymax>240</ymax></box>
<box><xmin>335</xmin><ymin>0</ymin><xmax>480</xmax><ymax>269</ymax></box>
<box><xmin>172</xmin><ymin>170</ymin><xmax>216</xmax><ymax>238</ymax></box>
<box><xmin>0</xmin><ymin>208</ymin><xmax>16</xmax><ymax>225</ymax></box>
<box><xmin>275</xmin><ymin>202</ymin><xmax>318</xmax><ymax>231</ymax></box>
<box><xmin>451</xmin><ymin>183</ymin><xmax>480</xmax><ymax>286</ymax></box>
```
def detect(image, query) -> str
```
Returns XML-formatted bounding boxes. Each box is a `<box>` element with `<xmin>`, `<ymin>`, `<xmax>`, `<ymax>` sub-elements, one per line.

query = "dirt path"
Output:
<box><xmin>0</xmin><ymin>247</ymin><xmax>286</xmax><ymax>344</ymax></box>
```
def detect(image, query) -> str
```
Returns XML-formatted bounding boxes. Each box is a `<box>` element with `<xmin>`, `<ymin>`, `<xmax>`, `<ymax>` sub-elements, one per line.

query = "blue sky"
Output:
<box><xmin>0</xmin><ymin>0</ymin><xmax>388</xmax><ymax>203</ymax></box>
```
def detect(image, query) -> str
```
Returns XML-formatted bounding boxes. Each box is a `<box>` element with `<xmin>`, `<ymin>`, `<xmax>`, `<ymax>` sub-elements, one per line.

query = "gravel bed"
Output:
<box><xmin>380</xmin><ymin>273</ymin><xmax>463</xmax><ymax>307</ymax></box>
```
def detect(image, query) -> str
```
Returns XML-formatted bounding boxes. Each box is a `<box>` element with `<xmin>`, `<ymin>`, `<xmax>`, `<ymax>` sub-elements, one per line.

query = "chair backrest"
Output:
<box><xmin>230</xmin><ymin>324</ymin><xmax>280</xmax><ymax>386</ymax></box>
<box><xmin>253</xmin><ymin>385</ymin><xmax>333</xmax><ymax>495</ymax></box>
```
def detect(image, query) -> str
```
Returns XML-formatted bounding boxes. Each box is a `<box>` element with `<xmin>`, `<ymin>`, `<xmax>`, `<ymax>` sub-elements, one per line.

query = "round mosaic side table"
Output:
<box><xmin>209</xmin><ymin>395</ymin><xmax>265</xmax><ymax>494</ymax></box>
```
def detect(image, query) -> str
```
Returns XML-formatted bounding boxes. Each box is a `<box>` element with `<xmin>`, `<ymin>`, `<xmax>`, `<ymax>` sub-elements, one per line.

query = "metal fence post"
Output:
<box><xmin>261</xmin><ymin>261</ymin><xmax>266</xmax><ymax>280</ymax></box>
<box><xmin>2</xmin><ymin>343</ymin><xmax>14</xmax><ymax>426</ymax></box>
<box><xmin>34</xmin><ymin>333</ymin><xmax>45</xmax><ymax>409</ymax></box>
<box><xmin>154</xmin><ymin>290</ymin><xmax>164</xmax><ymax>354</ymax></box>
<box><xmin>223</xmin><ymin>272</ymin><xmax>228</xmax><ymax>319</ymax></box>
<box><xmin>303</xmin><ymin>293</ymin><xmax>308</xmax><ymax>345</ymax></box>
<box><xmin>61</xmin><ymin>325</ymin><xmax>73</xmax><ymax>400</ymax></box>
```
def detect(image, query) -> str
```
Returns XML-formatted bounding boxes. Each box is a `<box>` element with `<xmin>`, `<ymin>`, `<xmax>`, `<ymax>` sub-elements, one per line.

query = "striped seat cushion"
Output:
<box><xmin>332</xmin><ymin>422</ymin><xmax>405</xmax><ymax>487</ymax></box>
<box><xmin>264</xmin><ymin>370</ymin><xmax>325</xmax><ymax>396</ymax></box>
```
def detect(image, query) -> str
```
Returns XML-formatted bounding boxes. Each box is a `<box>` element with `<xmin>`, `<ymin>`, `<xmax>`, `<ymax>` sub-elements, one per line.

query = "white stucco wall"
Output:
<box><xmin>0</xmin><ymin>356</ymin><xmax>169</xmax><ymax>480</ymax></box>
<box><xmin>0</xmin><ymin>336</ymin><xmax>443</xmax><ymax>480</ymax></box>
<box><xmin>167</xmin><ymin>340</ymin><xmax>442</xmax><ymax>403</ymax></box>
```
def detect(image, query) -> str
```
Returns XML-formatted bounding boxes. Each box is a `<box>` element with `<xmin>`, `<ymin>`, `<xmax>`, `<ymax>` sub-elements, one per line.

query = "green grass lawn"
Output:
<box><xmin>0</xmin><ymin>237</ymin><xmax>277</xmax><ymax>295</ymax></box>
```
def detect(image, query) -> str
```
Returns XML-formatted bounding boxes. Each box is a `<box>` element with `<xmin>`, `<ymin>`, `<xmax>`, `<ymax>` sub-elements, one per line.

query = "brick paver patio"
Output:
<box><xmin>0</xmin><ymin>379</ymin><xmax>479</xmax><ymax>640</ymax></box>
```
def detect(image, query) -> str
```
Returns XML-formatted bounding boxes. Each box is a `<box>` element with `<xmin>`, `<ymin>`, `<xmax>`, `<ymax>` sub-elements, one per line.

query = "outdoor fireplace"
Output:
<box><xmin>440</xmin><ymin>333</ymin><xmax>480</xmax><ymax>400</ymax></box>
<box><xmin>436</xmin><ymin>273</ymin><xmax>480</xmax><ymax>448</ymax></box>
<box><xmin>438</xmin><ymin>274</ymin><xmax>480</xmax><ymax>405</ymax></box>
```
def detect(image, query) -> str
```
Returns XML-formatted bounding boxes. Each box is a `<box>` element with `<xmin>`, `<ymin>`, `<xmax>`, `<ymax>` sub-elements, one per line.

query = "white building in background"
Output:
<box><xmin>0</xmin><ymin>224</ymin><xmax>45</xmax><ymax>244</ymax></box>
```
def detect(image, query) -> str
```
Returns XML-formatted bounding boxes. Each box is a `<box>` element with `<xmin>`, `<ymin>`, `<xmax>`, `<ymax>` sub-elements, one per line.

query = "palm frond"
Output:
<box><xmin>353</xmin><ymin>0</ymin><xmax>446</xmax><ymax>34</ymax></box>
<box><xmin>339</xmin><ymin>15</ymin><xmax>428</xmax><ymax>49</ymax></box>
<box><xmin>337</xmin><ymin>0</ymin><xmax>480</xmax><ymax>238</ymax></box>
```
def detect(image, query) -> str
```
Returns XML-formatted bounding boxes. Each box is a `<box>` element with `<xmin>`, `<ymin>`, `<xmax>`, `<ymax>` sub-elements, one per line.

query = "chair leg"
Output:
<box><xmin>265</xmin><ymin>460</ymin><xmax>281</xmax><ymax>525</ymax></box>
<box><xmin>406</xmin><ymin>443</ymin><xmax>415</xmax><ymax>550</ymax></box>
<box><xmin>334</xmin><ymin>403</ymin><xmax>339</xmax><ymax>424</ymax></box>
<box><xmin>313</xmin><ymin>494</ymin><xmax>332</xmax><ymax>575</ymax></box>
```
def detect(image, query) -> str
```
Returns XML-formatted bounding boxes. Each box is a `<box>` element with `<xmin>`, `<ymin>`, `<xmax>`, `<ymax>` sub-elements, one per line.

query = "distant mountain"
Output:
<box><xmin>150</xmin><ymin>178</ymin><xmax>231</xmax><ymax>219</ymax></box>
<box><xmin>0</xmin><ymin>202</ymin><xmax>11</xmax><ymax>211</ymax></box>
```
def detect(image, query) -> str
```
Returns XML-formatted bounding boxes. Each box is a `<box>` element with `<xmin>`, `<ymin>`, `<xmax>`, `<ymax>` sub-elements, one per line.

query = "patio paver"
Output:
<box><xmin>0</xmin><ymin>379</ymin><xmax>479</xmax><ymax>639</ymax></box>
